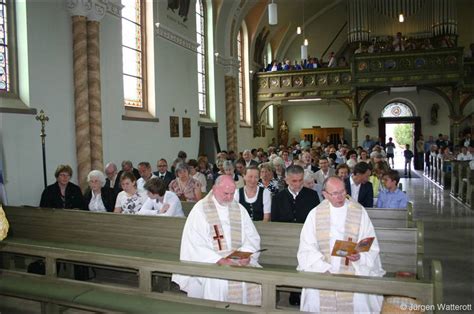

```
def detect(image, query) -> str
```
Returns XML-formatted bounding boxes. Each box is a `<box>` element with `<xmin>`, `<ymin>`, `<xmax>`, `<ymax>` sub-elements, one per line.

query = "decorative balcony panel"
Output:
<box><xmin>353</xmin><ymin>48</ymin><xmax>464</xmax><ymax>87</ymax></box>
<box><xmin>255</xmin><ymin>48</ymin><xmax>470</xmax><ymax>103</ymax></box>
<box><xmin>256</xmin><ymin>68</ymin><xmax>352</xmax><ymax>102</ymax></box>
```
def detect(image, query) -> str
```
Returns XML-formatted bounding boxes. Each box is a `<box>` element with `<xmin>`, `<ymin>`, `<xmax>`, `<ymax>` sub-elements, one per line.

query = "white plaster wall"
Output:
<box><xmin>2</xmin><ymin>0</ymin><xmax>203</xmax><ymax>206</ymax></box>
<box><xmin>1</xmin><ymin>1</ymin><xmax>75</xmax><ymax>206</ymax></box>
<box><xmin>282</xmin><ymin>101</ymin><xmax>353</xmax><ymax>143</ymax></box>
<box><xmin>357</xmin><ymin>90</ymin><xmax>451</xmax><ymax>144</ymax></box>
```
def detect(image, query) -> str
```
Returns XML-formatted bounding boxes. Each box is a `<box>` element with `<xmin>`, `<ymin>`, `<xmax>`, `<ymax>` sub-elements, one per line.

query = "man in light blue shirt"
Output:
<box><xmin>376</xmin><ymin>170</ymin><xmax>408</xmax><ymax>208</ymax></box>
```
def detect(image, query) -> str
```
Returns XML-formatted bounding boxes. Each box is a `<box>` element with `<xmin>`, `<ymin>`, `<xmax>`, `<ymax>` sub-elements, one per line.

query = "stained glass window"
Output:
<box><xmin>0</xmin><ymin>0</ymin><xmax>10</xmax><ymax>93</ymax></box>
<box><xmin>237</xmin><ymin>29</ymin><xmax>245</xmax><ymax>122</ymax></box>
<box><xmin>381</xmin><ymin>102</ymin><xmax>413</xmax><ymax>117</ymax></box>
<box><xmin>196</xmin><ymin>0</ymin><xmax>207</xmax><ymax>116</ymax></box>
<box><xmin>122</xmin><ymin>0</ymin><xmax>146</xmax><ymax>109</ymax></box>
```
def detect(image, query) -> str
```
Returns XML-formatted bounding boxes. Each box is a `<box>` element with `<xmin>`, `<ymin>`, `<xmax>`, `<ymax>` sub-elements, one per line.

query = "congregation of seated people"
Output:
<box><xmin>39</xmin><ymin>131</ymin><xmax>472</xmax><ymax>219</ymax></box>
<box><xmin>36</xmin><ymin>132</ymin><xmax>473</xmax><ymax>307</ymax></box>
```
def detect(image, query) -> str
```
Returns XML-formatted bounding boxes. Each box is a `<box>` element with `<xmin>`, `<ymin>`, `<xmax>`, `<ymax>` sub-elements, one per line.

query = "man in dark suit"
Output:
<box><xmin>104</xmin><ymin>162</ymin><xmax>122</xmax><ymax>199</ymax></box>
<box><xmin>153</xmin><ymin>158</ymin><xmax>175</xmax><ymax>189</ymax></box>
<box><xmin>344</xmin><ymin>162</ymin><xmax>373</xmax><ymax>208</ymax></box>
<box><xmin>242</xmin><ymin>150</ymin><xmax>258</xmax><ymax>167</ymax></box>
<box><xmin>271</xmin><ymin>165</ymin><xmax>320</xmax><ymax>223</ymax></box>
<box><xmin>116</xmin><ymin>160</ymin><xmax>140</xmax><ymax>181</ymax></box>
<box><xmin>271</xmin><ymin>165</ymin><xmax>320</xmax><ymax>305</ymax></box>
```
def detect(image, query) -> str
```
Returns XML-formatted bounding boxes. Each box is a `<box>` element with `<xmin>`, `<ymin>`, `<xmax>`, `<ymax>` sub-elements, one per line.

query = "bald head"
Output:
<box><xmin>213</xmin><ymin>175</ymin><xmax>237</xmax><ymax>206</ymax></box>
<box><xmin>322</xmin><ymin>176</ymin><xmax>347</xmax><ymax>207</ymax></box>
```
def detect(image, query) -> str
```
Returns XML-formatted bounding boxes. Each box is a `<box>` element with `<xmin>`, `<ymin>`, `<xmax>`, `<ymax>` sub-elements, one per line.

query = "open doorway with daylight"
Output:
<box><xmin>378</xmin><ymin>102</ymin><xmax>422</xmax><ymax>175</ymax></box>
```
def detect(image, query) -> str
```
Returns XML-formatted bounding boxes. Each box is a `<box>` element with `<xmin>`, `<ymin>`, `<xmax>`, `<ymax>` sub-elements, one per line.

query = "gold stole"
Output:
<box><xmin>202</xmin><ymin>192</ymin><xmax>261</xmax><ymax>305</ymax></box>
<box><xmin>315</xmin><ymin>198</ymin><xmax>363</xmax><ymax>313</ymax></box>
<box><xmin>0</xmin><ymin>204</ymin><xmax>9</xmax><ymax>241</ymax></box>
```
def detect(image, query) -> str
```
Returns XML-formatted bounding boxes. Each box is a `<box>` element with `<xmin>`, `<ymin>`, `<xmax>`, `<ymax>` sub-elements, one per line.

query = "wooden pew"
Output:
<box><xmin>440</xmin><ymin>159</ymin><xmax>451</xmax><ymax>188</ymax></box>
<box><xmin>450</xmin><ymin>160</ymin><xmax>463</xmax><ymax>197</ymax></box>
<box><xmin>0</xmin><ymin>206</ymin><xmax>441</xmax><ymax>312</ymax></box>
<box><xmin>183</xmin><ymin>201</ymin><xmax>416</xmax><ymax>228</ymax></box>
<box><xmin>457</xmin><ymin>161</ymin><xmax>471</xmax><ymax>202</ymax></box>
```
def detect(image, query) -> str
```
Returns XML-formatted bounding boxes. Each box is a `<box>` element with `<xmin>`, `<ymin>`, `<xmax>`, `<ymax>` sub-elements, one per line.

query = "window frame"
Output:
<box><xmin>237</xmin><ymin>28</ymin><xmax>246</xmax><ymax>123</ymax></box>
<box><xmin>0</xmin><ymin>0</ymin><xmax>19</xmax><ymax>99</ymax></box>
<box><xmin>196</xmin><ymin>0</ymin><xmax>209</xmax><ymax>117</ymax></box>
<box><xmin>121</xmin><ymin>0</ymin><xmax>148</xmax><ymax>112</ymax></box>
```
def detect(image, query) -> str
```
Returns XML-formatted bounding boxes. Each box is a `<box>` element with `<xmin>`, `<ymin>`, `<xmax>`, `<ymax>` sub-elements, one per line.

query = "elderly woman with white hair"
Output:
<box><xmin>271</xmin><ymin>156</ymin><xmax>286</xmax><ymax>191</ymax></box>
<box><xmin>303</xmin><ymin>169</ymin><xmax>323</xmax><ymax>201</ymax></box>
<box><xmin>83</xmin><ymin>170</ymin><xmax>115</xmax><ymax>212</ymax></box>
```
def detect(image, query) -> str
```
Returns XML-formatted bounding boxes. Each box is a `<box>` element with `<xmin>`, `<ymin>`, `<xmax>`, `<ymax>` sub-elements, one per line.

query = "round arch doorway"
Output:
<box><xmin>378</xmin><ymin>102</ymin><xmax>423</xmax><ymax>170</ymax></box>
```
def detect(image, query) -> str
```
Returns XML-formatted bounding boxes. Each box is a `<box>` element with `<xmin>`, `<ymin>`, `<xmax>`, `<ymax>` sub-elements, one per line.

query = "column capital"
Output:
<box><xmin>216</xmin><ymin>55</ymin><xmax>240</xmax><ymax>77</ymax></box>
<box><xmin>66</xmin><ymin>0</ymin><xmax>118</xmax><ymax>20</ymax></box>
<box><xmin>449</xmin><ymin>115</ymin><xmax>464</xmax><ymax>125</ymax></box>
<box><xmin>351</xmin><ymin>120</ymin><xmax>360</xmax><ymax>128</ymax></box>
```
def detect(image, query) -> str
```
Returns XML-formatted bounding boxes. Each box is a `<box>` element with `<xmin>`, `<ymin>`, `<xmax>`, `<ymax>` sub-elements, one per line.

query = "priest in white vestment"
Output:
<box><xmin>172</xmin><ymin>175</ymin><xmax>262</xmax><ymax>305</ymax></box>
<box><xmin>297</xmin><ymin>176</ymin><xmax>385</xmax><ymax>313</ymax></box>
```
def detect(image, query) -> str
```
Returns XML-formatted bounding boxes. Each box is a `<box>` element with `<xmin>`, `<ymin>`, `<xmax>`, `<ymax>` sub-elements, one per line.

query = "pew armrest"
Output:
<box><xmin>431</xmin><ymin>260</ymin><xmax>443</xmax><ymax>311</ymax></box>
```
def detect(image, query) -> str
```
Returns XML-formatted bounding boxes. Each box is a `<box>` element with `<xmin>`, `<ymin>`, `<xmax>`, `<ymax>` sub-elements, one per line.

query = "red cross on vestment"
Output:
<box><xmin>213</xmin><ymin>225</ymin><xmax>224</xmax><ymax>250</ymax></box>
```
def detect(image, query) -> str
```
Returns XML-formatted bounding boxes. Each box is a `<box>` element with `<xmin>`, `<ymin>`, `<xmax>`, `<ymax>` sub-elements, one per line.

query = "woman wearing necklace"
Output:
<box><xmin>234</xmin><ymin>166</ymin><xmax>271</xmax><ymax>222</ymax></box>
<box><xmin>169</xmin><ymin>163</ymin><xmax>202</xmax><ymax>202</ymax></box>
<box><xmin>114</xmin><ymin>172</ymin><xmax>147</xmax><ymax>214</ymax></box>
<box><xmin>258</xmin><ymin>162</ymin><xmax>279</xmax><ymax>195</ymax></box>
<box><xmin>40</xmin><ymin>164</ymin><xmax>85</xmax><ymax>209</ymax></box>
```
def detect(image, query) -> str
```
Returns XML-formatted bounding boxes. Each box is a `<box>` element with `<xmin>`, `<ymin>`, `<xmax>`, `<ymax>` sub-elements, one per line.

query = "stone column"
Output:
<box><xmin>72</xmin><ymin>14</ymin><xmax>91</xmax><ymax>191</ymax></box>
<box><xmin>224</xmin><ymin>75</ymin><xmax>238</xmax><ymax>152</ymax></box>
<box><xmin>351</xmin><ymin>120</ymin><xmax>359</xmax><ymax>148</ymax></box>
<box><xmin>87</xmin><ymin>4</ymin><xmax>106</xmax><ymax>171</ymax></box>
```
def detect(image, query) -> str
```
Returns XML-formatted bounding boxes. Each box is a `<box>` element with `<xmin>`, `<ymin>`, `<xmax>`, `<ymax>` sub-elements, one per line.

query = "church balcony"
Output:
<box><xmin>255</xmin><ymin>48</ymin><xmax>467</xmax><ymax>102</ymax></box>
<box><xmin>256</xmin><ymin>67</ymin><xmax>353</xmax><ymax>102</ymax></box>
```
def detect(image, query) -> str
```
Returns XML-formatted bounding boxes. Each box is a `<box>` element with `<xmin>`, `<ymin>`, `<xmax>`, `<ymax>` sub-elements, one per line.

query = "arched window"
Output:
<box><xmin>237</xmin><ymin>29</ymin><xmax>244</xmax><ymax>122</ymax></box>
<box><xmin>381</xmin><ymin>102</ymin><xmax>413</xmax><ymax>117</ymax></box>
<box><xmin>0</xmin><ymin>0</ymin><xmax>15</xmax><ymax>95</ymax></box>
<box><xmin>237</xmin><ymin>23</ymin><xmax>249</xmax><ymax>124</ymax></box>
<box><xmin>121</xmin><ymin>0</ymin><xmax>147</xmax><ymax>110</ymax></box>
<box><xmin>196</xmin><ymin>0</ymin><xmax>207</xmax><ymax>116</ymax></box>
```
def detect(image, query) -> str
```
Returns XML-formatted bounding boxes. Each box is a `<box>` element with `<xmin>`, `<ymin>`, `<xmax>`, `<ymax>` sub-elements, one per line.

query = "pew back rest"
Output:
<box><xmin>4</xmin><ymin>206</ymin><xmax>421</xmax><ymax>275</ymax></box>
<box><xmin>254</xmin><ymin>221</ymin><xmax>421</xmax><ymax>275</ymax></box>
<box><xmin>183</xmin><ymin>202</ymin><xmax>414</xmax><ymax>227</ymax></box>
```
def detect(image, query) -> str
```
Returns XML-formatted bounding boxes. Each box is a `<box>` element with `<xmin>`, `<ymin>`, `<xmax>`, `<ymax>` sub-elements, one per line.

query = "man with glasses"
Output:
<box><xmin>297</xmin><ymin>176</ymin><xmax>385</xmax><ymax>313</ymax></box>
<box><xmin>153</xmin><ymin>159</ymin><xmax>175</xmax><ymax>190</ymax></box>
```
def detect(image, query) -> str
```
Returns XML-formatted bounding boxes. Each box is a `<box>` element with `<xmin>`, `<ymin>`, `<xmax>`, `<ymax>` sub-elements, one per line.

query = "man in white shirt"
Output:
<box><xmin>297</xmin><ymin>176</ymin><xmax>385</xmax><ymax>313</ymax></box>
<box><xmin>457</xmin><ymin>146</ymin><xmax>473</xmax><ymax>161</ymax></box>
<box><xmin>172</xmin><ymin>175</ymin><xmax>261</xmax><ymax>305</ymax></box>
<box><xmin>138</xmin><ymin>177</ymin><xmax>183</xmax><ymax>217</ymax></box>
<box><xmin>315</xmin><ymin>157</ymin><xmax>335</xmax><ymax>185</ymax></box>
<box><xmin>136</xmin><ymin>162</ymin><xmax>157</xmax><ymax>192</ymax></box>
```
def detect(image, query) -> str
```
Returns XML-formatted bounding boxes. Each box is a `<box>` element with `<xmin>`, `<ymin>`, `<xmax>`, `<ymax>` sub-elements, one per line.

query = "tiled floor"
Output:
<box><xmin>400</xmin><ymin>172</ymin><xmax>474</xmax><ymax>308</ymax></box>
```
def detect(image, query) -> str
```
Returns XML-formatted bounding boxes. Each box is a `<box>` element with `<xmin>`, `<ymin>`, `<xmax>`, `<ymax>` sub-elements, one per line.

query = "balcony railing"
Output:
<box><xmin>255</xmin><ymin>48</ymin><xmax>468</xmax><ymax>102</ymax></box>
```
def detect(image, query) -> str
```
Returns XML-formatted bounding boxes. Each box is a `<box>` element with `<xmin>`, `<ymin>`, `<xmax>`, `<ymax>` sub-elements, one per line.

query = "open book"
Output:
<box><xmin>331</xmin><ymin>237</ymin><xmax>375</xmax><ymax>257</ymax></box>
<box><xmin>226</xmin><ymin>248</ymin><xmax>267</xmax><ymax>260</ymax></box>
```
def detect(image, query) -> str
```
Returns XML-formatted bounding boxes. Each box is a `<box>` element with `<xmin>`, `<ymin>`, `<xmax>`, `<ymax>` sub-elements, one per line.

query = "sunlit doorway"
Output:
<box><xmin>378</xmin><ymin>102</ymin><xmax>423</xmax><ymax>171</ymax></box>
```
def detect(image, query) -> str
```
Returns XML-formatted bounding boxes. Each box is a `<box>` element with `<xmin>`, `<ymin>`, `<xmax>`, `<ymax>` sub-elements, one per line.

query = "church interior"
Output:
<box><xmin>0</xmin><ymin>0</ymin><xmax>473</xmax><ymax>312</ymax></box>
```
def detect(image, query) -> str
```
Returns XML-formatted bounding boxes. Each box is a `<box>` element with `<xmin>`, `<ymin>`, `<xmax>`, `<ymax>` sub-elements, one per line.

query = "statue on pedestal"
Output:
<box><xmin>279</xmin><ymin>120</ymin><xmax>289</xmax><ymax>147</ymax></box>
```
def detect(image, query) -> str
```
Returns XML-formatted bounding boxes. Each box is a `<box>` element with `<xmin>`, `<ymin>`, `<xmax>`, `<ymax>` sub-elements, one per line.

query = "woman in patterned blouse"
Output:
<box><xmin>113</xmin><ymin>171</ymin><xmax>147</xmax><ymax>214</ymax></box>
<box><xmin>169</xmin><ymin>163</ymin><xmax>202</xmax><ymax>202</ymax></box>
<box><xmin>258</xmin><ymin>162</ymin><xmax>279</xmax><ymax>194</ymax></box>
